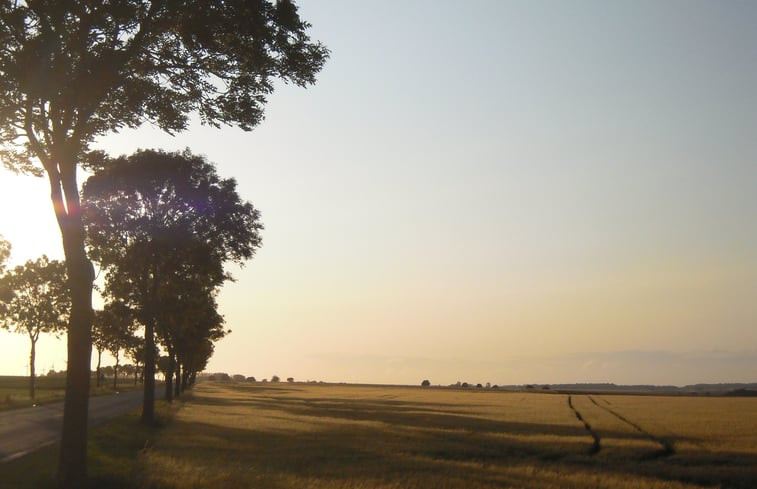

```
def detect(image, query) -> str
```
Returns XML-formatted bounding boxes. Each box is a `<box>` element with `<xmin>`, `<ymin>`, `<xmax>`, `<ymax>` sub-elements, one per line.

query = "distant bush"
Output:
<box><xmin>476</xmin><ymin>383</ymin><xmax>483</xmax><ymax>388</ymax></box>
<box><xmin>247</xmin><ymin>376</ymin><xmax>256</xmax><ymax>382</ymax></box>
<box><xmin>461</xmin><ymin>382</ymin><xmax>469</xmax><ymax>388</ymax></box>
<box><xmin>421</xmin><ymin>379</ymin><xmax>430</xmax><ymax>387</ymax></box>
<box><xmin>271</xmin><ymin>375</ymin><xmax>280</xmax><ymax>383</ymax></box>
<box><xmin>287</xmin><ymin>377</ymin><xmax>294</xmax><ymax>383</ymax></box>
<box><xmin>491</xmin><ymin>385</ymin><xmax>499</xmax><ymax>389</ymax></box>
<box><xmin>232</xmin><ymin>374</ymin><xmax>246</xmax><ymax>381</ymax></box>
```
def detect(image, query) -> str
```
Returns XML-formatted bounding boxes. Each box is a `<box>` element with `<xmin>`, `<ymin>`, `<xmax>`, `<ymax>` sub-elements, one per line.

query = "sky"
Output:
<box><xmin>1</xmin><ymin>0</ymin><xmax>756</xmax><ymax>386</ymax></box>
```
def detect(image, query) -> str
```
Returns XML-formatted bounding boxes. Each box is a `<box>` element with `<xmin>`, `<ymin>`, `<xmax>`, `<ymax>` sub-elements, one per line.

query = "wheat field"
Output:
<box><xmin>137</xmin><ymin>382</ymin><xmax>757</xmax><ymax>489</ymax></box>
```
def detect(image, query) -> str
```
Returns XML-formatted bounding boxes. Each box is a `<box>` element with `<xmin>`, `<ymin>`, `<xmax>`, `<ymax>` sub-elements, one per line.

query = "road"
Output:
<box><xmin>0</xmin><ymin>389</ymin><xmax>146</xmax><ymax>463</ymax></box>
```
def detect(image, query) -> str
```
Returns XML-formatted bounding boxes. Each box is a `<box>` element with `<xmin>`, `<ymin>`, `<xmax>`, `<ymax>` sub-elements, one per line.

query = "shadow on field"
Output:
<box><xmin>141</xmin><ymin>385</ymin><xmax>757</xmax><ymax>489</ymax></box>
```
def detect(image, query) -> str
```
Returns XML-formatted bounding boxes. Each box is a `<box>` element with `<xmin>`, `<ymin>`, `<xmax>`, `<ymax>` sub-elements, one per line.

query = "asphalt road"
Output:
<box><xmin>0</xmin><ymin>389</ymin><xmax>146</xmax><ymax>463</ymax></box>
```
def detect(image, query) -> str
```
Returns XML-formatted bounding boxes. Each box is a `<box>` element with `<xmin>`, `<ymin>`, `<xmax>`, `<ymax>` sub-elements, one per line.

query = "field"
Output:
<box><xmin>134</xmin><ymin>382</ymin><xmax>756</xmax><ymax>489</ymax></box>
<box><xmin>0</xmin><ymin>375</ymin><xmax>139</xmax><ymax>411</ymax></box>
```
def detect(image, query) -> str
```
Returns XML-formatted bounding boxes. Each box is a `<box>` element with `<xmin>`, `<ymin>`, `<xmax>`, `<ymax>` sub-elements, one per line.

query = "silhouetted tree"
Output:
<box><xmin>287</xmin><ymin>377</ymin><xmax>294</xmax><ymax>383</ymax></box>
<box><xmin>91</xmin><ymin>303</ymin><xmax>138</xmax><ymax>388</ymax></box>
<box><xmin>157</xmin><ymin>355</ymin><xmax>171</xmax><ymax>382</ymax></box>
<box><xmin>104</xmin><ymin>302</ymin><xmax>139</xmax><ymax>389</ymax></box>
<box><xmin>271</xmin><ymin>375</ymin><xmax>280</xmax><ymax>383</ymax></box>
<box><xmin>0</xmin><ymin>256</ymin><xmax>69</xmax><ymax>401</ymax></box>
<box><xmin>421</xmin><ymin>379</ymin><xmax>431</xmax><ymax>387</ymax></box>
<box><xmin>120</xmin><ymin>364</ymin><xmax>136</xmax><ymax>381</ymax></box>
<box><xmin>83</xmin><ymin>149</ymin><xmax>260</xmax><ymax>414</ymax></box>
<box><xmin>91</xmin><ymin>310</ymin><xmax>109</xmax><ymax>388</ymax></box>
<box><xmin>0</xmin><ymin>2</ymin><xmax>327</xmax><ymax>485</ymax></box>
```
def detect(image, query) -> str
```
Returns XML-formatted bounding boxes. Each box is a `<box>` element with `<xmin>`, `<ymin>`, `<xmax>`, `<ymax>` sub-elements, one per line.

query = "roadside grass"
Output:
<box><xmin>137</xmin><ymin>382</ymin><xmax>757</xmax><ymax>489</ymax></box>
<box><xmin>0</xmin><ymin>375</ymin><xmax>140</xmax><ymax>411</ymax></box>
<box><xmin>0</xmin><ymin>399</ymin><xmax>179</xmax><ymax>489</ymax></box>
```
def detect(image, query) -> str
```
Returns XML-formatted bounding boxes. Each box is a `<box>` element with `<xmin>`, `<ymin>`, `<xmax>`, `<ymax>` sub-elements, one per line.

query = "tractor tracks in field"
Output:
<box><xmin>587</xmin><ymin>396</ymin><xmax>675</xmax><ymax>458</ymax></box>
<box><xmin>567</xmin><ymin>395</ymin><xmax>601</xmax><ymax>455</ymax></box>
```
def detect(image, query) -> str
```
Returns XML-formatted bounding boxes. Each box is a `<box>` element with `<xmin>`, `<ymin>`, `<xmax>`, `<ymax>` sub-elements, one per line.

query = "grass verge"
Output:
<box><xmin>0</xmin><ymin>398</ymin><xmax>181</xmax><ymax>489</ymax></box>
<box><xmin>0</xmin><ymin>375</ymin><xmax>142</xmax><ymax>412</ymax></box>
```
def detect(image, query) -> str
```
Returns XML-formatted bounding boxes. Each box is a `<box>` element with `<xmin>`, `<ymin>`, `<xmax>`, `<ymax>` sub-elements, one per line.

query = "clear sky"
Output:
<box><xmin>1</xmin><ymin>1</ymin><xmax>756</xmax><ymax>386</ymax></box>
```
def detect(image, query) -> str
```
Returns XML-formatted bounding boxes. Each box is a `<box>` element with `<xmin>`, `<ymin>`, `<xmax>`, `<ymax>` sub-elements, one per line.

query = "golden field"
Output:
<box><xmin>136</xmin><ymin>382</ymin><xmax>757</xmax><ymax>489</ymax></box>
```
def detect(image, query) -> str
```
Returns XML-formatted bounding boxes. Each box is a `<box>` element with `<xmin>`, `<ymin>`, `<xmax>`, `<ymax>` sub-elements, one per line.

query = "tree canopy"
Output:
<box><xmin>0</xmin><ymin>255</ymin><xmax>70</xmax><ymax>400</ymax></box>
<box><xmin>0</xmin><ymin>0</ymin><xmax>329</xmax><ymax>174</ymax></box>
<box><xmin>83</xmin><ymin>148</ymin><xmax>262</xmax><ymax>415</ymax></box>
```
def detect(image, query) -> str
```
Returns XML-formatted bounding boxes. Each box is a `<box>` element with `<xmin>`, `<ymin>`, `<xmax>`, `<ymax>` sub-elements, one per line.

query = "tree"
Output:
<box><xmin>421</xmin><ymin>379</ymin><xmax>430</xmax><ymax>387</ymax></box>
<box><xmin>0</xmin><ymin>235</ymin><xmax>11</xmax><ymax>303</ymax></box>
<box><xmin>271</xmin><ymin>375</ymin><xmax>280</xmax><ymax>383</ymax></box>
<box><xmin>0</xmin><ymin>234</ymin><xmax>9</xmax><ymax>271</ymax></box>
<box><xmin>91</xmin><ymin>310</ymin><xmax>109</xmax><ymax>388</ymax></box>
<box><xmin>92</xmin><ymin>304</ymin><xmax>137</xmax><ymax>388</ymax></box>
<box><xmin>0</xmin><ymin>2</ymin><xmax>327</xmax><ymax>485</ymax></box>
<box><xmin>83</xmin><ymin>149</ymin><xmax>261</xmax><ymax>414</ymax></box>
<box><xmin>0</xmin><ymin>256</ymin><xmax>69</xmax><ymax>402</ymax></box>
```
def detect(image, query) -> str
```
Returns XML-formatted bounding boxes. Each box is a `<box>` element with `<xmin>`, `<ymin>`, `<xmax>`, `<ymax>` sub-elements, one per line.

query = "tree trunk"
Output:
<box><xmin>29</xmin><ymin>337</ymin><xmax>36</xmax><ymax>402</ymax></box>
<box><xmin>50</xmin><ymin>157</ymin><xmax>94</xmax><ymax>489</ymax></box>
<box><xmin>164</xmin><ymin>352</ymin><xmax>174</xmax><ymax>402</ymax></box>
<box><xmin>181</xmin><ymin>367</ymin><xmax>189</xmax><ymax>393</ymax></box>
<box><xmin>113</xmin><ymin>350</ymin><xmax>119</xmax><ymax>390</ymax></box>
<box><xmin>174</xmin><ymin>357</ymin><xmax>181</xmax><ymax>399</ymax></box>
<box><xmin>96</xmin><ymin>348</ymin><xmax>102</xmax><ymax>388</ymax></box>
<box><xmin>142</xmin><ymin>319</ymin><xmax>156</xmax><ymax>424</ymax></box>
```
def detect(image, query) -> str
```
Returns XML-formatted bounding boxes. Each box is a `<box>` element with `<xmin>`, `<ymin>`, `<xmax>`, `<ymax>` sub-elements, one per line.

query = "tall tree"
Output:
<box><xmin>0</xmin><ymin>3</ymin><xmax>326</xmax><ymax>485</ymax></box>
<box><xmin>0</xmin><ymin>256</ymin><xmax>69</xmax><ymax>402</ymax></box>
<box><xmin>83</xmin><ymin>149</ymin><xmax>262</xmax><ymax>418</ymax></box>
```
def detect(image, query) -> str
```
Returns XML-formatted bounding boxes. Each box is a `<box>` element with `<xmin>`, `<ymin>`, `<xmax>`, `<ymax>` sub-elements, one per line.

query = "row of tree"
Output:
<box><xmin>0</xmin><ymin>1</ymin><xmax>328</xmax><ymax>486</ymax></box>
<box><xmin>1</xmin><ymin>168</ymin><xmax>245</xmax><ymax>402</ymax></box>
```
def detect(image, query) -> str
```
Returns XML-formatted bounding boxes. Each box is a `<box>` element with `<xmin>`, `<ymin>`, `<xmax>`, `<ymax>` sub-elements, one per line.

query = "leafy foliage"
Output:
<box><xmin>0</xmin><ymin>1</ymin><xmax>326</xmax><ymax>483</ymax></box>
<box><xmin>83</xmin><ymin>149</ymin><xmax>262</xmax><ymax>408</ymax></box>
<box><xmin>0</xmin><ymin>255</ymin><xmax>69</xmax><ymax>400</ymax></box>
<box><xmin>0</xmin><ymin>255</ymin><xmax>70</xmax><ymax>337</ymax></box>
<box><xmin>0</xmin><ymin>0</ymin><xmax>329</xmax><ymax>173</ymax></box>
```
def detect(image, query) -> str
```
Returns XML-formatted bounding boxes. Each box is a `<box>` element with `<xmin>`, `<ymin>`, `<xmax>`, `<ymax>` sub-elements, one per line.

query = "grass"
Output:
<box><xmin>0</xmin><ymin>399</ymin><xmax>178</xmax><ymax>489</ymax></box>
<box><xmin>0</xmin><ymin>375</ymin><xmax>141</xmax><ymax>411</ymax></box>
<box><xmin>134</xmin><ymin>382</ymin><xmax>757</xmax><ymax>489</ymax></box>
<box><xmin>1</xmin><ymin>382</ymin><xmax>755</xmax><ymax>488</ymax></box>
